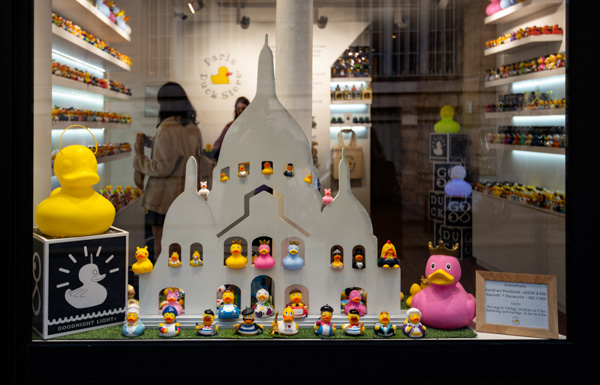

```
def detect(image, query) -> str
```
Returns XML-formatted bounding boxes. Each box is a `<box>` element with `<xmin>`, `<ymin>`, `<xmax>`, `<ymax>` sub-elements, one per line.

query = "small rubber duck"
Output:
<box><xmin>168</xmin><ymin>251</ymin><xmax>182</xmax><ymax>268</ymax></box>
<box><xmin>122</xmin><ymin>303</ymin><xmax>145</xmax><ymax>337</ymax></box>
<box><xmin>352</xmin><ymin>249</ymin><xmax>365</xmax><ymax>269</ymax></box>
<box><xmin>261</xmin><ymin>161</ymin><xmax>274</xmax><ymax>175</ymax></box>
<box><xmin>211</xmin><ymin>66</ymin><xmax>232</xmax><ymax>84</ymax></box>
<box><xmin>282</xmin><ymin>240</ymin><xmax>304</xmax><ymax>270</ymax></box>
<box><xmin>234</xmin><ymin>307</ymin><xmax>264</xmax><ymax>336</ymax></box>
<box><xmin>378</xmin><ymin>240</ymin><xmax>400</xmax><ymax>268</ymax></box>
<box><xmin>272</xmin><ymin>307</ymin><xmax>298</xmax><ymax>336</ymax></box>
<box><xmin>253</xmin><ymin>240</ymin><xmax>275</xmax><ymax>269</ymax></box>
<box><xmin>218</xmin><ymin>289</ymin><xmax>239</xmax><ymax>319</ymax></box>
<box><xmin>286</xmin><ymin>289</ymin><xmax>308</xmax><ymax>318</ymax></box>
<box><xmin>322</xmin><ymin>188</ymin><xmax>333</xmax><ymax>206</ymax></box>
<box><xmin>196</xmin><ymin>309</ymin><xmax>218</xmax><ymax>336</ymax></box>
<box><xmin>127</xmin><ymin>284</ymin><xmax>139</xmax><ymax>306</ymax></box>
<box><xmin>343</xmin><ymin>289</ymin><xmax>367</xmax><ymax>316</ymax></box>
<box><xmin>314</xmin><ymin>304</ymin><xmax>336</xmax><ymax>336</ymax></box>
<box><xmin>403</xmin><ymin>307</ymin><xmax>426</xmax><ymax>338</ymax></box>
<box><xmin>343</xmin><ymin>309</ymin><xmax>365</xmax><ymax>336</ymax></box>
<box><xmin>330</xmin><ymin>249</ymin><xmax>343</xmax><ymax>269</ymax></box>
<box><xmin>225</xmin><ymin>239</ymin><xmax>247</xmax><ymax>268</ymax></box>
<box><xmin>158</xmin><ymin>305</ymin><xmax>180</xmax><ymax>338</ymax></box>
<box><xmin>373</xmin><ymin>311</ymin><xmax>396</xmax><ymax>337</ymax></box>
<box><xmin>220</xmin><ymin>172</ymin><xmax>229</xmax><ymax>182</ymax></box>
<box><xmin>238</xmin><ymin>164</ymin><xmax>248</xmax><ymax>177</ymax></box>
<box><xmin>283</xmin><ymin>163</ymin><xmax>294</xmax><ymax>177</ymax></box>
<box><xmin>162</xmin><ymin>288</ymin><xmax>184</xmax><ymax>315</ymax></box>
<box><xmin>253</xmin><ymin>288</ymin><xmax>275</xmax><ymax>318</ymax></box>
<box><xmin>304</xmin><ymin>174</ymin><xmax>312</xmax><ymax>183</ymax></box>
<box><xmin>199</xmin><ymin>181</ymin><xmax>209</xmax><ymax>200</ymax></box>
<box><xmin>36</xmin><ymin>144</ymin><xmax>116</xmax><ymax>237</ymax></box>
<box><xmin>190</xmin><ymin>250</ymin><xmax>203</xmax><ymax>266</ymax></box>
<box><xmin>132</xmin><ymin>245</ymin><xmax>153</xmax><ymax>274</ymax></box>
<box><xmin>405</xmin><ymin>275</ymin><xmax>430</xmax><ymax>308</ymax></box>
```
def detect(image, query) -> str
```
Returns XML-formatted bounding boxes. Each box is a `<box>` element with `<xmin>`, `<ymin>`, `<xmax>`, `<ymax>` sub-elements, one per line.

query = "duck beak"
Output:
<box><xmin>428</xmin><ymin>269</ymin><xmax>455</xmax><ymax>285</ymax></box>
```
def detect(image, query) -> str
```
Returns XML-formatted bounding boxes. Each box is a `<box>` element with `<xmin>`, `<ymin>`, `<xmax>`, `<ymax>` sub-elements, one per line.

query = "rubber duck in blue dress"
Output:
<box><xmin>122</xmin><ymin>304</ymin><xmax>145</xmax><ymax>337</ymax></box>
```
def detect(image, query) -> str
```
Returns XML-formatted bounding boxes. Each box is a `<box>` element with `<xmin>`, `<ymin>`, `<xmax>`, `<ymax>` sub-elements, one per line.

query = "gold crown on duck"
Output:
<box><xmin>231</xmin><ymin>239</ymin><xmax>242</xmax><ymax>245</ymax></box>
<box><xmin>259</xmin><ymin>239</ymin><xmax>270</xmax><ymax>245</ymax></box>
<box><xmin>428</xmin><ymin>240</ymin><xmax>459</xmax><ymax>257</ymax></box>
<box><xmin>289</xmin><ymin>240</ymin><xmax>300</xmax><ymax>245</ymax></box>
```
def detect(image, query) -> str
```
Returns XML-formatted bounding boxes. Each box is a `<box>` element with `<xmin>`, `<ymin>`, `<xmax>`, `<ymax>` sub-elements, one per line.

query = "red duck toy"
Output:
<box><xmin>410</xmin><ymin>241</ymin><xmax>476</xmax><ymax>330</ymax></box>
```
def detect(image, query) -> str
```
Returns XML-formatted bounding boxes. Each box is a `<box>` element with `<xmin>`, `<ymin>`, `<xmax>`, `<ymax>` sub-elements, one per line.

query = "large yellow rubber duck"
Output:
<box><xmin>211</xmin><ymin>66</ymin><xmax>232</xmax><ymax>84</ymax></box>
<box><xmin>36</xmin><ymin>144</ymin><xmax>115</xmax><ymax>237</ymax></box>
<box><xmin>132</xmin><ymin>246</ymin><xmax>154</xmax><ymax>274</ymax></box>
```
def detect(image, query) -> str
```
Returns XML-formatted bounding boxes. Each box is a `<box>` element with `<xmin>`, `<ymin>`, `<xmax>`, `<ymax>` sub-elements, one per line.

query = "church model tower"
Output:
<box><xmin>137</xmin><ymin>36</ymin><xmax>401</xmax><ymax>328</ymax></box>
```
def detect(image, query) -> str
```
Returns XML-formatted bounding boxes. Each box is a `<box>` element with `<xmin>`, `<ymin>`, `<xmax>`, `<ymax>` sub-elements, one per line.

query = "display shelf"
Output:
<box><xmin>484</xmin><ymin>0</ymin><xmax>563</xmax><ymax>25</ymax></box>
<box><xmin>473</xmin><ymin>190</ymin><xmax>564</xmax><ymax>218</ymax></box>
<box><xmin>331</xmin><ymin>99</ymin><xmax>372</xmax><ymax>105</ymax></box>
<box><xmin>486</xmin><ymin>142</ymin><xmax>565</xmax><ymax>155</ymax></box>
<box><xmin>52</xmin><ymin>0</ymin><xmax>131</xmax><ymax>43</ymax></box>
<box><xmin>484</xmin><ymin>33</ymin><xmax>563</xmax><ymax>56</ymax></box>
<box><xmin>330</xmin><ymin>123</ymin><xmax>372</xmax><ymax>128</ymax></box>
<box><xmin>485</xmin><ymin>109</ymin><xmax>565</xmax><ymax>119</ymax></box>
<box><xmin>52</xmin><ymin>24</ymin><xmax>131</xmax><ymax>72</ymax></box>
<box><xmin>51</xmin><ymin>120</ymin><xmax>131</xmax><ymax>130</ymax></box>
<box><xmin>330</xmin><ymin>76</ymin><xmax>372</xmax><ymax>83</ymax></box>
<box><xmin>485</xmin><ymin>67</ymin><xmax>565</xmax><ymax>88</ymax></box>
<box><xmin>52</xmin><ymin>75</ymin><xmax>131</xmax><ymax>100</ymax></box>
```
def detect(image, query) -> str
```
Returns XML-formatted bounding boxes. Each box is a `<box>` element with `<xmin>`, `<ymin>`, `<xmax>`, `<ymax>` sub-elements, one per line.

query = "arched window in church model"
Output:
<box><xmin>223</xmin><ymin>237</ymin><xmax>248</xmax><ymax>268</ymax></box>
<box><xmin>167</xmin><ymin>243</ymin><xmax>182</xmax><ymax>268</ymax></box>
<box><xmin>252</xmin><ymin>237</ymin><xmax>275</xmax><ymax>269</ymax></box>
<box><xmin>189</xmin><ymin>242</ymin><xmax>203</xmax><ymax>267</ymax></box>
<box><xmin>217</xmin><ymin>284</ymin><xmax>241</xmax><ymax>319</ymax></box>
<box><xmin>281</xmin><ymin>238</ymin><xmax>305</xmax><ymax>269</ymax></box>
<box><xmin>330</xmin><ymin>245</ymin><xmax>344</xmax><ymax>269</ymax></box>
<box><xmin>352</xmin><ymin>246</ymin><xmax>366</xmax><ymax>269</ymax></box>
<box><xmin>341</xmin><ymin>287</ymin><xmax>367</xmax><ymax>316</ymax></box>
<box><xmin>158</xmin><ymin>287</ymin><xmax>185</xmax><ymax>315</ymax></box>
<box><xmin>284</xmin><ymin>285</ymin><xmax>309</xmax><ymax>319</ymax></box>
<box><xmin>250</xmin><ymin>275</ymin><xmax>275</xmax><ymax>318</ymax></box>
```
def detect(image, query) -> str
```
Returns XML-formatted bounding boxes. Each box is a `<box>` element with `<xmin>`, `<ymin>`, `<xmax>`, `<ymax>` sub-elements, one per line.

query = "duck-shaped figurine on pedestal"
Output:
<box><xmin>132</xmin><ymin>245</ymin><xmax>153</xmax><ymax>274</ymax></box>
<box><xmin>211</xmin><ymin>66</ymin><xmax>232</xmax><ymax>84</ymax></box>
<box><xmin>282</xmin><ymin>240</ymin><xmax>304</xmax><ymax>270</ymax></box>
<box><xmin>343</xmin><ymin>309</ymin><xmax>365</xmax><ymax>336</ymax></box>
<box><xmin>253</xmin><ymin>240</ymin><xmax>275</xmax><ymax>269</ymax></box>
<box><xmin>36</xmin><ymin>142</ymin><xmax>115</xmax><ymax>237</ymax></box>
<box><xmin>286</xmin><ymin>289</ymin><xmax>308</xmax><ymax>318</ymax></box>
<box><xmin>314</xmin><ymin>304</ymin><xmax>336</xmax><ymax>336</ymax></box>
<box><xmin>190</xmin><ymin>250</ymin><xmax>203</xmax><ymax>266</ymax></box>
<box><xmin>253</xmin><ymin>288</ymin><xmax>274</xmax><ymax>318</ymax></box>
<box><xmin>373</xmin><ymin>311</ymin><xmax>396</xmax><ymax>337</ymax></box>
<box><xmin>168</xmin><ymin>251</ymin><xmax>182</xmax><ymax>268</ymax></box>
<box><xmin>199</xmin><ymin>181</ymin><xmax>210</xmax><ymax>200</ymax></box>
<box><xmin>433</xmin><ymin>105</ymin><xmax>460</xmax><ymax>134</ymax></box>
<box><xmin>322</xmin><ymin>188</ymin><xmax>333</xmax><ymax>206</ymax></box>
<box><xmin>272</xmin><ymin>307</ymin><xmax>298</xmax><ymax>336</ymax></box>
<box><xmin>343</xmin><ymin>289</ymin><xmax>367</xmax><ymax>316</ymax></box>
<box><xmin>410</xmin><ymin>241</ymin><xmax>476</xmax><ymax>330</ymax></box>
<box><xmin>402</xmin><ymin>307</ymin><xmax>426</xmax><ymax>338</ymax></box>
<box><xmin>158</xmin><ymin>306</ymin><xmax>180</xmax><ymax>338</ymax></box>
<box><xmin>196</xmin><ymin>309</ymin><xmax>218</xmax><ymax>336</ymax></box>
<box><xmin>234</xmin><ymin>307</ymin><xmax>264</xmax><ymax>336</ymax></box>
<box><xmin>378</xmin><ymin>240</ymin><xmax>400</xmax><ymax>268</ymax></box>
<box><xmin>218</xmin><ymin>289</ymin><xmax>240</xmax><ymax>319</ymax></box>
<box><xmin>225</xmin><ymin>239</ymin><xmax>248</xmax><ymax>268</ymax></box>
<box><xmin>330</xmin><ymin>249</ymin><xmax>343</xmax><ymax>269</ymax></box>
<box><xmin>122</xmin><ymin>303</ymin><xmax>145</xmax><ymax>338</ymax></box>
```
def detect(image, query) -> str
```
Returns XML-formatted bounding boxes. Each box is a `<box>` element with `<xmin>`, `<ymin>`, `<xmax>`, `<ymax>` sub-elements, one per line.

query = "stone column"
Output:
<box><xmin>275</xmin><ymin>0</ymin><xmax>313</xmax><ymax>140</ymax></box>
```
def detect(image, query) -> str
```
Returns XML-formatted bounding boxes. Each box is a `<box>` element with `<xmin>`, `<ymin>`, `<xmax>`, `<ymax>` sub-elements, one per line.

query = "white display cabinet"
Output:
<box><xmin>474</xmin><ymin>0</ymin><xmax>566</xmax><ymax>312</ymax></box>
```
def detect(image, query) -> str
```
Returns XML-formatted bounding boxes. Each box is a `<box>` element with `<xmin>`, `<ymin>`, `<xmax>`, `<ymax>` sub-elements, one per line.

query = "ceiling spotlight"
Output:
<box><xmin>188</xmin><ymin>0</ymin><xmax>204</xmax><ymax>14</ymax></box>
<box><xmin>317</xmin><ymin>15</ymin><xmax>328</xmax><ymax>29</ymax></box>
<box><xmin>240</xmin><ymin>16</ymin><xmax>250</xmax><ymax>29</ymax></box>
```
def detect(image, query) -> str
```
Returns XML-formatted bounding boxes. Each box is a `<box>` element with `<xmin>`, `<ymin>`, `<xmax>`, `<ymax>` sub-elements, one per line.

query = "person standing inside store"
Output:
<box><xmin>212</xmin><ymin>96</ymin><xmax>250</xmax><ymax>160</ymax></box>
<box><xmin>133</xmin><ymin>81</ymin><xmax>214</xmax><ymax>261</ymax></box>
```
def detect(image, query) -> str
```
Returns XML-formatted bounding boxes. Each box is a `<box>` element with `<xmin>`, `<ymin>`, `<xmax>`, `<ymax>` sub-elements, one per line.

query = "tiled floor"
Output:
<box><xmin>369</xmin><ymin>197</ymin><xmax>567</xmax><ymax>337</ymax></box>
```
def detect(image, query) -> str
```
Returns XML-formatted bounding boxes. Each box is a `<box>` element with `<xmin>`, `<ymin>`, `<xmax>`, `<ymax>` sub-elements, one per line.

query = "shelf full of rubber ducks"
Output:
<box><xmin>484</xmin><ymin>25</ymin><xmax>563</xmax><ymax>50</ymax></box>
<box><xmin>486</xmin><ymin>90</ymin><xmax>565</xmax><ymax>113</ymax></box>
<box><xmin>475</xmin><ymin>181</ymin><xmax>565</xmax><ymax>214</ymax></box>
<box><xmin>99</xmin><ymin>185</ymin><xmax>143</xmax><ymax>213</ymax></box>
<box><xmin>485</xmin><ymin>51</ymin><xmax>565</xmax><ymax>83</ymax></box>
<box><xmin>52</xmin><ymin>106</ymin><xmax>132</xmax><ymax>124</ymax></box>
<box><xmin>52</xmin><ymin>60</ymin><xmax>132</xmax><ymax>96</ymax></box>
<box><xmin>331</xmin><ymin>46</ymin><xmax>371</xmax><ymax>78</ymax></box>
<box><xmin>330</xmin><ymin>83</ymin><xmax>372</xmax><ymax>102</ymax></box>
<box><xmin>52</xmin><ymin>10</ymin><xmax>132</xmax><ymax>66</ymax></box>
<box><xmin>486</xmin><ymin>126</ymin><xmax>565</xmax><ymax>149</ymax></box>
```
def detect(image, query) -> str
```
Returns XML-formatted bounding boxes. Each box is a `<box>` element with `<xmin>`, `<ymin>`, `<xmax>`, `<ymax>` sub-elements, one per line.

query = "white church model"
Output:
<box><xmin>137</xmin><ymin>36</ymin><xmax>401</xmax><ymax>329</ymax></box>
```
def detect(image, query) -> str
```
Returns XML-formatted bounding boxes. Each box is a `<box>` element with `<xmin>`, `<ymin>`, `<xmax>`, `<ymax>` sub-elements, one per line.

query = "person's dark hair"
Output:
<box><xmin>234</xmin><ymin>96</ymin><xmax>250</xmax><ymax>119</ymax></box>
<box><xmin>157</xmin><ymin>82</ymin><xmax>198</xmax><ymax>127</ymax></box>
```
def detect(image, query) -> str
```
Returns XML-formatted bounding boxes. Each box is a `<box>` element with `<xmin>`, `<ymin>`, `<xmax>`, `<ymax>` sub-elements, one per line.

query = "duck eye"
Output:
<box><xmin>60</xmin><ymin>158</ymin><xmax>73</xmax><ymax>173</ymax></box>
<box><xmin>430</xmin><ymin>263</ymin><xmax>436</xmax><ymax>270</ymax></box>
<box><xmin>446</xmin><ymin>263</ymin><xmax>452</xmax><ymax>270</ymax></box>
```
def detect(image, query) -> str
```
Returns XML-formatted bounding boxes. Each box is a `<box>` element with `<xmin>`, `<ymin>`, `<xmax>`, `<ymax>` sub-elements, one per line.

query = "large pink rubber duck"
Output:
<box><xmin>343</xmin><ymin>289</ymin><xmax>367</xmax><ymax>316</ymax></box>
<box><xmin>410</xmin><ymin>241</ymin><xmax>476</xmax><ymax>330</ymax></box>
<box><xmin>254</xmin><ymin>240</ymin><xmax>275</xmax><ymax>269</ymax></box>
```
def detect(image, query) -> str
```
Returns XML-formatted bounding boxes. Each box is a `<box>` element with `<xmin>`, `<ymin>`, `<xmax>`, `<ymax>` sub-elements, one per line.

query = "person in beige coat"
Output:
<box><xmin>134</xmin><ymin>82</ymin><xmax>214</xmax><ymax>260</ymax></box>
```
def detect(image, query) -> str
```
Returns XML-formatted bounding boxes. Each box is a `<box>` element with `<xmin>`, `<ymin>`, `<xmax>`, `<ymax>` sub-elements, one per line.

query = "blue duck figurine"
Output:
<box><xmin>282</xmin><ymin>240</ymin><xmax>304</xmax><ymax>270</ymax></box>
